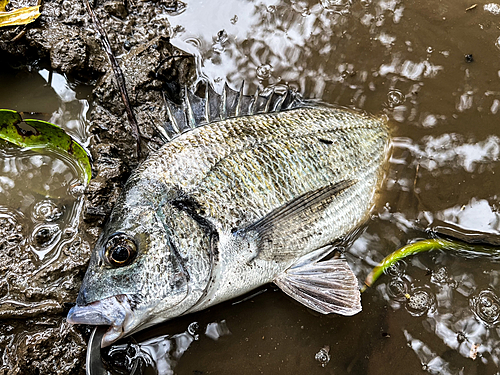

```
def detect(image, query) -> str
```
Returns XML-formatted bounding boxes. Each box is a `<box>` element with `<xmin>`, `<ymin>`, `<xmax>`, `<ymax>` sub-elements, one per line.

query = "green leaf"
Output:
<box><xmin>0</xmin><ymin>109</ymin><xmax>91</xmax><ymax>184</ymax></box>
<box><xmin>362</xmin><ymin>238</ymin><xmax>500</xmax><ymax>291</ymax></box>
<box><xmin>0</xmin><ymin>5</ymin><xmax>40</xmax><ymax>28</ymax></box>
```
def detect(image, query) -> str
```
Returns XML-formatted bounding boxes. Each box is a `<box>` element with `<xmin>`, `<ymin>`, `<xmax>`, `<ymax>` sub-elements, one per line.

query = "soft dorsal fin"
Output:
<box><xmin>274</xmin><ymin>258</ymin><xmax>362</xmax><ymax>316</ymax></box>
<box><xmin>155</xmin><ymin>82</ymin><xmax>302</xmax><ymax>142</ymax></box>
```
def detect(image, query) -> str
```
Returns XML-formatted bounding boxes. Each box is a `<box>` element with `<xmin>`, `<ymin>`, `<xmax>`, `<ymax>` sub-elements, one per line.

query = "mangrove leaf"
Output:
<box><xmin>0</xmin><ymin>109</ymin><xmax>91</xmax><ymax>183</ymax></box>
<box><xmin>0</xmin><ymin>4</ymin><xmax>40</xmax><ymax>27</ymax></box>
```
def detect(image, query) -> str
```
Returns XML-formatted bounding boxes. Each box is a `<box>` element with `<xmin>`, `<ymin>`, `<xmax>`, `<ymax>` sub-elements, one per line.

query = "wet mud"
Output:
<box><xmin>2</xmin><ymin>0</ymin><xmax>500</xmax><ymax>374</ymax></box>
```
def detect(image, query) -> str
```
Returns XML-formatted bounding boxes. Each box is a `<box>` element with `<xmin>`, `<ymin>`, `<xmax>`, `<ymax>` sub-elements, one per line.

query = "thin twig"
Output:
<box><xmin>82</xmin><ymin>0</ymin><xmax>141</xmax><ymax>157</ymax></box>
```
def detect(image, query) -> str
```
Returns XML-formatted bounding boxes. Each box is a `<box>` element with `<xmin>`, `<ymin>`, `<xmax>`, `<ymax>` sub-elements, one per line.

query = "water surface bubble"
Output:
<box><xmin>216</xmin><ymin>29</ymin><xmax>228</xmax><ymax>44</ymax></box>
<box><xmin>387</xmin><ymin>89</ymin><xmax>405</xmax><ymax>107</ymax></box>
<box><xmin>212</xmin><ymin>30</ymin><xmax>229</xmax><ymax>53</ymax></box>
<box><xmin>187</xmin><ymin>321</ymin><xmax>200</xmax><ymax>340</ymax></box>
<box><xmin>163</xmin><ymin>0</ymin><xmax>187</xmax><ymax>16</ymax></box>
<box><xmin>387</xmin><ymin>278</ymin><xmax>408</xmax><ymax>301</ymax></box>
<box><xmin>315</xmin><ymin>346</ymin><xmax>331</xmax><ymax>367</ymax></box>
<box><xmin>430</xmin><ymin>267</ymin><xmax>451</xmax><ymax>286</ymax></box>
<box><xmin>405</xmin><ymin>287</ymin><xmax>435</xmax><ymax>316</ymax></box>
<box><xmin>32</xmin><ymin>200</ymin><xmax>64</xmax><ymax>222</ymax></box>
<box><xmin>32</xmin><ymin>224</ymin><xmax>61</xmax><ymax>248</ymax></box>
<box><xmin>29</xmin><ymin>223</ymin><xmax>62</xmax><ymax>260</ymax></box>
<box><xmin>471</xmin><ymin>290</ymin><xmax>500</xmax><ymax>326</ymax></box>
<box><xmin>385</xmin><ymin>260</ymin><xmax>407</xmax><ymax>277</ymax></box>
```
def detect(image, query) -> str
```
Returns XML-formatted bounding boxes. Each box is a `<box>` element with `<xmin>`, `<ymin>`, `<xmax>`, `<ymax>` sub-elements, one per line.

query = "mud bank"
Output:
<box><xmin>0</xmin><ymin>0</ymin><xmax>193</xmax><ymax>373</ymax></box>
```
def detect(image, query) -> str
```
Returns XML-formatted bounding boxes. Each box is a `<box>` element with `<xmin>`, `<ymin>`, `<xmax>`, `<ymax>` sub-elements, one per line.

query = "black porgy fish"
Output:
<box><xmin>67</xmin><ymin>86</ymin><xmax>390</xmax><ymax>347</ymax></box>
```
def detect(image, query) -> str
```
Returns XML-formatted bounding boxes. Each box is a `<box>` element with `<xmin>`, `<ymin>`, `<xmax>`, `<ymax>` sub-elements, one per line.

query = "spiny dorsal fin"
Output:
<box><xmin>274</xmin><ymin>258</ymin><xmax>362</xmax><ymax>316</ymax></box>
<box><xmin>223</xmin><ymin>82</ymin><xmax>241</xmax><ymax>119</ymax></box>
<box><xmin>156</xmin><ymin>82</ymin><xmax>303</xmax><ymax>143</ymax></box>
<box><xmin>207</xmin><ymin>83</ymin><xmax>222</xmax><ymax>122</ymax></box>
<box><xmin>186</xmin><ymin>85</ymin><xmax>207</xmax><ymax>128</ymax></box>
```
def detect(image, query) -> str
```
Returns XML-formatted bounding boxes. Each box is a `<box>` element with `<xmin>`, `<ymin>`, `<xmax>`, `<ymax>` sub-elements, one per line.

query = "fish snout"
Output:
<box><xmin>67</xmin><ymin>303</ymin><xmax>114</xmax><ymax>326</ymax></box>
<box><xmin>66</xmin><ymin>294</ymin><xmax>135</xmax><ymax>347</ymax></box>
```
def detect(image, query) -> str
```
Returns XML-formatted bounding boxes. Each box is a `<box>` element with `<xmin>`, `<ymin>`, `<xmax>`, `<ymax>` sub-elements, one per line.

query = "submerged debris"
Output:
<box><xmin>315</xmin><ymin>346</ymin><xmax>331</xmax><ymax>367</ymax></box>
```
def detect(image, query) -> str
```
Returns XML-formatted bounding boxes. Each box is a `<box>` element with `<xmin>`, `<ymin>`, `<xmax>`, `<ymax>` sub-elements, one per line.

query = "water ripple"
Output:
<box><xmin>471</xmin><ymin>290</ymin><xmax>500</xmax><ymax>326</ymax></box>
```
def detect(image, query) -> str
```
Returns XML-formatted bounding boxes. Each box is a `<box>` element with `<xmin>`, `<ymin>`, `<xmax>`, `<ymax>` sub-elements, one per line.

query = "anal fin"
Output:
<box><xmin>274</xmin><ymin>258</ymin><xmax>362</xmax><ymax>316</ymax></box>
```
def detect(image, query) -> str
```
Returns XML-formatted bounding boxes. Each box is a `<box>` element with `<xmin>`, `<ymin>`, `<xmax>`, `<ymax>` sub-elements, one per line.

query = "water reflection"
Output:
<box><xmin>38</xmin><ymin>69</ymin><xmax>91</xmax><ymax>143</ymax></box>
<box><xmin>392</xmin><ymin>135</ymin><xmax>500</xmax><ymax>174</ymax></box>
<box><xmin>0</xmin><ymin>68</ymin><xmax>90</xmax><ymax>328</ymax></box>
<box><xmin>105</xmin><ymin>321</ymin><xmax>232</xmax><ymax>375</ymax></box>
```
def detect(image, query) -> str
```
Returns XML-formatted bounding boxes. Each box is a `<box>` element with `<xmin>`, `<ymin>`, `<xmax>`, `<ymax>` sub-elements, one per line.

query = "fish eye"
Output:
<box><xmin>104</xmin><ymin>233</ymin><xmax>137</xmax><ymax>267</ymax></box>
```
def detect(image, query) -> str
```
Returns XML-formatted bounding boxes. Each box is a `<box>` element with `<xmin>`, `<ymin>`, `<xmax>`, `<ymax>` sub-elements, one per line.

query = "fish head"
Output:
<box><xmin>68</xmin><ymin>184</ymin><xmax>211</xmax><ymax>347</ymax></box>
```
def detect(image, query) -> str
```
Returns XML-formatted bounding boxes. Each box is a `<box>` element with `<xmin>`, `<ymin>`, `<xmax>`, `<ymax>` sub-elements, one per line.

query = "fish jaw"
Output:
<box><xmin>67</xmin><ymin>294</ymin><xmax>136</xmax><ymax>347</ymax></box>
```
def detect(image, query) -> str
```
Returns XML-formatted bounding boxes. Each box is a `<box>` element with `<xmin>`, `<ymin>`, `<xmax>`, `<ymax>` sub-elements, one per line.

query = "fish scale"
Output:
<box><xmin>67</xmin><ymin>89</ymin><xmax>390</xmax><ymax>348</ymax></box>
<box><xmin>190</xmin><ymin>132</ymin><xmax>381</xmax><ymax>229</ymax></box>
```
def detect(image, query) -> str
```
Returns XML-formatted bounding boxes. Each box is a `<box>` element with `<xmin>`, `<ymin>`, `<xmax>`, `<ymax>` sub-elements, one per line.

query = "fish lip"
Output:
<box><xmin>67</xmin><ymin>294</ymin><xmax>135</xmax><ymax>347</ymax></box>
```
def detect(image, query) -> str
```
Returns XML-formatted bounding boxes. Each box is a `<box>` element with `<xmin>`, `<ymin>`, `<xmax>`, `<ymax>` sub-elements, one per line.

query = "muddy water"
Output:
<box><xmin>0</xmin><ymin>62</ymin><xmax>91</xmax><ymax>265</ymax></box>
<box><xmin>0</xmin><ymin>61</ymin><xmax>93</xmax><ymax>373</ymax></box>
<box><xmin>3</xmin><ymin>0</ymin><xmax>500</xmax><ymax>373</ymax></box>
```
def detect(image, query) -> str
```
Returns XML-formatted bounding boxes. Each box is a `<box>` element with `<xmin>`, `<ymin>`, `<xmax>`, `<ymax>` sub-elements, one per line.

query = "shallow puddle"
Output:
<box><xmin>4</xmin><ymin>0</ymin><xmax>500</xmax><ymax>374</ymax></box>
<box><xmin>0</xmin><ymin>61</ymin><xmax>91</xmax><ymax>267</ymax></box>
<box><xmin>0</xmin><ymin>61</ymin><xmax>93</xmax><ymax>373</ymax></box>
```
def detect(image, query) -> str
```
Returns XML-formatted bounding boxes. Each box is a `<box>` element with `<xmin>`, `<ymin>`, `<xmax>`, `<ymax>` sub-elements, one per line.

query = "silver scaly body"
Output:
<box><xmin>68</xmin><ymin>99</ymin><xmax>389</xmax><ymax>347</ymax></box>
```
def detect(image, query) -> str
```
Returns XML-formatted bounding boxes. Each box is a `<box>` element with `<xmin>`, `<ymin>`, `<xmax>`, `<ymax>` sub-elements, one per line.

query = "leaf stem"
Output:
<box><xmin>362</xmin><ymin>238</ymin><xmax>500</xmax><ymax>291</ymax></box>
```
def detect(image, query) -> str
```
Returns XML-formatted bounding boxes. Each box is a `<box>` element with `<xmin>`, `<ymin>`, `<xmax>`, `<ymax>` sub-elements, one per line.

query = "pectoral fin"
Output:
<box><xmin>274</xmin><ymin>258</ymin><xmax>361</xmax><ymax>316</ymax></box>
<box><xmin>241</xmin><ymin>180</ymin><xmax>356</xmax><ymax>261</ymax></box>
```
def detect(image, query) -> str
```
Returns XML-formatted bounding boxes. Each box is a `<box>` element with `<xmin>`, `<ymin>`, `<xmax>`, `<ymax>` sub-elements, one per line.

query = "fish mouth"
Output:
<box><xmin>67</xmin><ymin>294</ymin><xmax>135</xmax><ymax>347</ymax></box>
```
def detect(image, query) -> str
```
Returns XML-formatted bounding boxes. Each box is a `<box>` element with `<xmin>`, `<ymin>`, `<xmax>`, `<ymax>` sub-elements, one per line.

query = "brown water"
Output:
<box><xmin>0</xmin><ymin>63</ymin><xmax>91</xmax><ymax>267</ymax></box>
<box><xmin>3</xmin><ymin>0</ymin><xmax>500</xmax><ymax>373</ymax></box>
<box><xmin>0</xmin><ymin>62</ymin><xmax>93</xmax><ymax>373</ymax></box>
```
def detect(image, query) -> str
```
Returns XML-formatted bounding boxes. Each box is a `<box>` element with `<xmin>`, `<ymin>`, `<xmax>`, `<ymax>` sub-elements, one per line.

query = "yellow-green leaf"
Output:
<box><xmin>362</xmin><ymin>238</ymin><xmax>500</xmax><ymax>291</ymax></box>
<box><xmin>0</xmin><ymin>109</ymin><xmax>91</xmax><ymax>184</ymax></box>
<box><xmin>0</xmin><ymin>0</ymin><xmax>9</xmax><ymax>12</ymax></box>
<box><xmin>0</xmin><ymin>5</ymin><xmax>40</xmax><ymax>27</ymax></box>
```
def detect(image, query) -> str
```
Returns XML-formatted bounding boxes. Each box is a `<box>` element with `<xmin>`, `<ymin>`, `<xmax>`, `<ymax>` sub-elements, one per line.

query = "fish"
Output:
<box><xmin>67</xmin><ymin>83</ymin><xmax>390</xmax><ymax>347</ymax></box>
